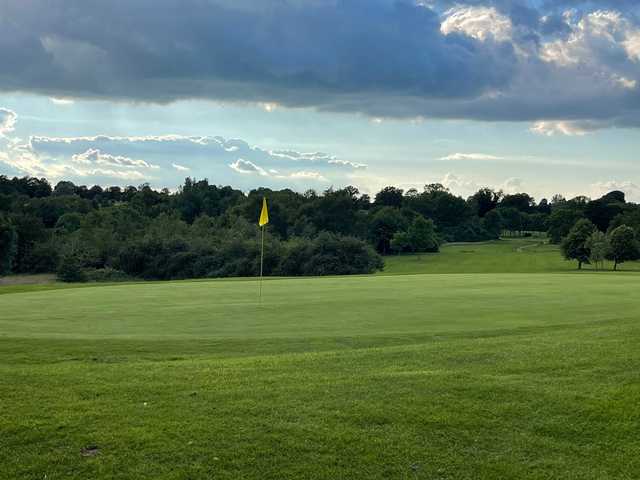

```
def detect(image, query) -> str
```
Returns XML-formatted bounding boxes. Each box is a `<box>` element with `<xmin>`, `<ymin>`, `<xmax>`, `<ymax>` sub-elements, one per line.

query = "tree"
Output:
<box><xmin>392</xmin><ymin>217</ymin><xmax>439</xmax><ymax>256</ymax></box>
<box><xmin>561</xmin><ymin>219</ymin><xmax>596</xmax><ymax>269</ymax></box>
<box><xmin>468</xmin><ymin>188</ymin><xmax>502</xmax><ymax>217</ymax></box>
<box><xmin>0</xmin><ymin>216</ymin><xmax>17</xmax><ymax>275</ymax></box>
<box><xmin>547</xmin><ymin>208</ymin><xmax>583</xmax><ymax>244</ymax></box>
<box><xmin>606</xmin><ymin>225</ymin><xmax>640</xmax><ymax>271</ymax></box>
<box><xmin>500</xmin><ymin>193</ymin><xmax>535</xmax><ymax>213</ymax></box>
<box><xmin>585</xmin><ymin>231</ymin><xmax>609</xmax><ymax>270</ymax></box>
<box><xmin>374</xmin><ymin>186</ymin><xmax>404</xmax><ymax>208</ymax></box>
<box><xmin>482</xmin><ymin>209</ymin><xmax>502</xmax><ymax>239</ymax></box>
<box><xmin>498</xmin><ymin>207</ymin><xmax>524</xmax><ymax>235</ymax></box>
<box><xmin>369</xmin><ymin>207</ymin><xmax>407</xmax><ymax>254</ymax></box>
<box><xmin>57</xmin><ymin>253</ymin><xmax>87</xmax><ymax>282</ymax></box>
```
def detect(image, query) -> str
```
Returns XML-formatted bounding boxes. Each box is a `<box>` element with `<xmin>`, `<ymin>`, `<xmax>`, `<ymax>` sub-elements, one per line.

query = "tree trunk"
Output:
<box><xmin>614</xmin><ymin>260</ymin><xmax>618</xmax><ymax>271</ymax></box>
<box><xmin>578</xmin><ymin>261</ymin><xmax>582</xmax><ymax>270</ymax></box>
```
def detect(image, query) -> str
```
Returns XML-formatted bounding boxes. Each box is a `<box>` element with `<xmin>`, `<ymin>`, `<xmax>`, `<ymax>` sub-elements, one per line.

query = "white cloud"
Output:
<box><xmin>440</xmin><ymin>172</ymin><xmax>480</xmax><ymax>196</ymax></box>
<box><xmin>0</xmin><ymin>108</ymin><xmax>17</xmax><ymax>136</ymax></box>
<box><xmin>591</xmin><ymin>180</ymin><xmax>640</xmax><ymax>202</ymax></box>
<box><xmin>172</xmin><ymin>163</ymin><xmax>190</xmax><ymax>172</ymax></box>
<box><xmin>500</xmin><ymin>177</ymin><xmax>525</xmax><ymax>194</ymax></box>
<box><xmin>229</xmin><ymin>159</ymin><xmax>269</xmax><ymax>176</ymax></box>
<box><xmin>529</xmin><ymin>120</ymin><xmax>603</xmax><ymax>136</ymax></box>
<box><xmin>440</xmin><ymin>152</ymin><xmax>504</xmax><ymax>161</ymax></box>
<box><xmin>288</xmin><ymin>171</ymin><xmax>328</xmax><ymax>182</ymax></box>
<box><xmin>541</xmin><ymin>10</ymin><xmax>640</xmax><ymax>67</ymax></box>
<box><xmin>71</xmin><ymin>148</ymin><xmax>158</xmax><ymax>169</ymax></box>
<box><xmin>49</xmin><ymin>97</ymin><xmax>75</xmax><ymax>106</ymax></box>
<box><xmin>441</xmin><ymin>6</ymin><xmax>512</xmax><ymax>43</ymax></box>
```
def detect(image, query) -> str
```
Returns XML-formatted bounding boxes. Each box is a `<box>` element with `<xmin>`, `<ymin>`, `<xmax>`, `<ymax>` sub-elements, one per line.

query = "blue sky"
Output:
<box><xmin>1</xmin><ymin>0</ymin><xmax>639</xmax><ymax>201</ymax></box>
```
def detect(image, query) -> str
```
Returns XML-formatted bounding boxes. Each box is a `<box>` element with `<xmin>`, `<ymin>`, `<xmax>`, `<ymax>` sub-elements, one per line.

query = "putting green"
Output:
<box><xmin>1</xmin><ymin>266</ymin><xmax>640</xmax><ymax>479</ymax></box>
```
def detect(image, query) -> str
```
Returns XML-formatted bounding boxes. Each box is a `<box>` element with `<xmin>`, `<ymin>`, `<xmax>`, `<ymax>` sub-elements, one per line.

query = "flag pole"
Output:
<box><xmin>259</xmin><ymin>224</ymin><xmax>265</xmax><ymax>302</ymax></box>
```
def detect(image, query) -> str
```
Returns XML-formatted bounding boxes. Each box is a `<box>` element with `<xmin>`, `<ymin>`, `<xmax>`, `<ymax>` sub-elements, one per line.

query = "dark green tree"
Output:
<box><xmin>561</xmin><ymin>219</ymin><xmax>597</xmax><ymax>269</ymax></box>
<box><xmin>0</xmin><ymin>216</ymin><xmax>17</xmax><ymax>275</ymax></box>
<box><xmin>606</xmin><ymin>225</ymin><xmax>640</xmax><ymax>271</ymax></box>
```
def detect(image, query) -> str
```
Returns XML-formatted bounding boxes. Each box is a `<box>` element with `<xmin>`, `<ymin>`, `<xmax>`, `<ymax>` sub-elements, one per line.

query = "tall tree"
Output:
<box><xmin>374</xmin><ymin>186</ymin><xmax>404</xmax><ymax>208</ymax></box>
<box><xmin>468</xmin><ymin>188</ymin><xmax>502</xmax><ymax>217</ymax></box>
<box><xmin>561</xmin><ymin>219</ymin><xmax>597</xmax><ymax>269</ymax></box>
<box><xmin>606</xmin><ymin>225</ymin><xmax>640</xmax><ymax>271</ymax></box>
<box><xmin>585</xmin><ymin>230</ymin><xmax>610</xmax><ymax>270</ymax></box>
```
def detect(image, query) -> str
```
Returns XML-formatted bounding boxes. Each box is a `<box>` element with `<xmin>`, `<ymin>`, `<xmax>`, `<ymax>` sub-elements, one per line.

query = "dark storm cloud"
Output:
<box><xmin>0</xmin><ymin>0</ymin><xmax>515</xmax><ymax>101</ymax></box>
<box><xmin>0</xmin><ymin>0</ymin><xmax>639</xmax><ymax>129</ymax></box>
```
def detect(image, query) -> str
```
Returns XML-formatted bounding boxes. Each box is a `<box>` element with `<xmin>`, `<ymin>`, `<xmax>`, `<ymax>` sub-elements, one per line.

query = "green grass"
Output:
<box><xmin>1</xmin><ymin>241</ymin><xmax>640</xmax><ymax>479</ymax></box>
<box><xmin>382</xmin><ymin>237</ymin><xmax>640</xmax><ymax>275</ymax></box>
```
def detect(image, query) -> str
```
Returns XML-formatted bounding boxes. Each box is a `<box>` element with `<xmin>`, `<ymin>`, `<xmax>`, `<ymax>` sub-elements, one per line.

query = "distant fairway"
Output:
<box><xmin>382</xmin><ymin>237</ymin><xmax>640</xmax><ymax>275</ymax></box>
<box><xmin>2</xmin><ymin>241</ymin><xmax>640</xmax><ymax>479</ymax></box>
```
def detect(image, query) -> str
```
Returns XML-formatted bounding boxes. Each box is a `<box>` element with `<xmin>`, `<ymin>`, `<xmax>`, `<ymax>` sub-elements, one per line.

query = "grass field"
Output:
<box><xmin>382</xmin><ymin>237</ymin><xmax>640</xmax><ymax>274</ymax></box>
<box><xmin>1</xmin><ymin>239</ymin><xmax>640</xmax><ymax>479</ymax></box>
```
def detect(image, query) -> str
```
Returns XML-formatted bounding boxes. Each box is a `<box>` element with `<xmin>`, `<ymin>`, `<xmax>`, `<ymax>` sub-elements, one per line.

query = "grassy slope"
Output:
<box><xmin>382</xmin><ymin>238</ymin><xmax>640</xmax><ymax>275</ymax></box>
<box><xmin>1</xmin><ymin>240</ymin><xmax>640</xmax><ymax>479</ymax></box>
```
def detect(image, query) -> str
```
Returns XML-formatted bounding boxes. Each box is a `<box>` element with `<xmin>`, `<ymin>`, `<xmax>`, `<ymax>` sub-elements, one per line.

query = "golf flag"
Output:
<box><xmin>259</xmin><ymin>197</ymin><xmax>269</xmax><ymax>227</ymax></box>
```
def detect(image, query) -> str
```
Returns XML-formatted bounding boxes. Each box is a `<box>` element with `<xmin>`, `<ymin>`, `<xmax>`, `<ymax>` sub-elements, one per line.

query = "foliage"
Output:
<box><xmin>0</xmin><ymin>215</ymin><xmax>17</xmax><ymax>275</ymax></box>
<box><xmin>56</xmin><ymin>252</ymin><xmax>87</xmax><ymax>282</ymax></box>
<box><xmin>1</xmin><ymin>174</ymin><xmax>638</xmax><ymax>279</ymax></box>
<box><xmin>585</xmin><ymin>230</ymin><xmax>609</xmax><ymax>270</ymax></box>
<box><xmin>606</xmin><ymin>225</ymin><xmax>640</xmax><ymax>271</ymax></box>
<box><xmin>561</xmin><ymin>219</ymin><xmax>597</xmax><ymax>269</ymax></box>
<box><xmin>391</xmin><ymin>216</ymin><xmax>439</xmax><ymax>254</ymax></box>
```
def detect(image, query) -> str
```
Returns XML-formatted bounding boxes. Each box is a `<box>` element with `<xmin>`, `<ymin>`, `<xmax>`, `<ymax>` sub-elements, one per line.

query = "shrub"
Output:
<box><xmin>57</xmin><ymin>253</ymin><xmax>87</xmax><ymax>282</ymax></box>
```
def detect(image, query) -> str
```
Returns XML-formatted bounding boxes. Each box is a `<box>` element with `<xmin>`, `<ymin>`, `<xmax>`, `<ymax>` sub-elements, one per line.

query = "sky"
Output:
<box><xmin>1</xmin><ymin>0</ymin><xmax>639</xmax><ymax>201</ymax></box>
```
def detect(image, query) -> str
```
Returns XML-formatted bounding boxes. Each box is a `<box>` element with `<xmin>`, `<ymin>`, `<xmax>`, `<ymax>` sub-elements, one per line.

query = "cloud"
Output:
<box><xmin>229</xmin><ymin>159</ymin><xmax>269</xmax><ymax>176</ymax></box>
<box><xmin>1</xmin><ymin>2</ymin><xmax>640</xmax><ymax>131</ymax></box>
<box><xmin>0</xmin><ymin>106</ymin><xmax>350</xmax><ymax>188</ymax></box>
<box><xmin>440</xmin><ymin>152</ymin><xmax>504</xmax><ymax>161</ymax></box>
<box><xmin>529</xmin><ymin>120</ymin><xmax>604</xmax><ymax>136</ymax></box>
<box><xmin>500</xmin><ymin>177</ymin><xmax>525</xmax><ymax>193</ymax></box>
<box><xmin>441</xmin><ymin>6</ymin><xmax>513</xmax><ymax>43</ymax></box>
<box><xmin>49</xmin><ymin>97</ymin><xmax>74</xmax><ymax>105</ymax></box>
<box><xmin>172</xmin><ymin>163</ymin><xmax>190</xmax><ymax>172</ymax></box>
<box><xmin>0</xmin><ymin>108</ymin><xmax>17</xmax><ymax>136</ymax></box>
<box><xmin>71</xmin><ymin>148</ymin><xmax>158</xmax><ymax>169</ymax></box>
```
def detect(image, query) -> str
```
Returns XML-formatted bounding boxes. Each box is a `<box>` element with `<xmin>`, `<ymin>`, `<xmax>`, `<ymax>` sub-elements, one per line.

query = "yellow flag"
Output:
<box><xmin>258</xmin><ymin>197</ymin><xmax>269</xmax><ymax>227</ymax></box>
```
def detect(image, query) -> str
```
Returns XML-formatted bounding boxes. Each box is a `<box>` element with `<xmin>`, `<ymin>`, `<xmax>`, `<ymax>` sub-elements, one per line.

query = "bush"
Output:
<box><xmin>57</xmin><ymin>253</ymin><xmax>87</xmax><ymax>282</ymax></box>
<box><xmin>84</xmin><ymin>267</ymin><xmax>131</xmax><ymax>282</ymax></box>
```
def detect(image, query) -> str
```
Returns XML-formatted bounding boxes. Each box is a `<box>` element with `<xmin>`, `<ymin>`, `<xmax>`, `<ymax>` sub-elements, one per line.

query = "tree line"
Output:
<box><xmin>1</xmin><ymin>176</ymin><xmax>639</xmax><ymax>281</ymax></box>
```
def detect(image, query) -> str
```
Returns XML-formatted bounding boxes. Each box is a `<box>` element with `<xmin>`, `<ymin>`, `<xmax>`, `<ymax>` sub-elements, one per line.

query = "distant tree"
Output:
<box><xmin>561</xmin><ymin>219</ymin><xmax>597</xmax><ymax>269</ymax></box>
<box><xmin>482</xmin><ymin>209</ymin><xmax>502</xmax><ymax>239</ymax></box>
<box><xmin>600</xmin><ymin>191</ymin><xmax>625</xmax><ymax>204</ymax></box>
<box><xmin>374</xmin><ymin>186</ymin><xmax>404</xmax><ymax>208</ymax></box>
<box><xmin>391</xmin><ymin>217</ymin><xmax>439</xmax><ymax>256</ymax></box>
<box><xmin>500</xmin><ymin>193</ymin><xmax>535</xmax><ymax>213</ymax></box>
<box><xmin>537</xmin><ymin>198</ymin><xmax>551</xmax><ymax>214</ymax></box>
<box><xmin>53</xmin><ymin>181</ymin><xmax>77</xmax><ymax>196</ymax></box>
<box><xmin>0</xmin><ymin>216</ymin><xmax>17</xmax><ymax>275</ymax></box>
<box><xmin>57</xmin><ymin>253</ymin><xmax>87</xmax><ymax>282</ymax></box>
<box><xmin>499</xmin><ymin>207</ymin><xmax>524</xmax><ymax>235</ymax></box>
<box><xmin>585</xmin><ymin>198</ymin><xmax>624</xmax><ymax>232</ymax></box>
<box><xmin>369</xmin><ymin>207</ymin><xmax>408</xmax><ymax>254</ymax></box>
<box><xmin>585</xmin><ymin>231</ymin><xmax>610</xmax><ymax>270</ymax></box>
<box><xmin>468</xmin><ymin>188</ymin><xmax>502</xmax><ymax>217</ymax></box>
<box><xmin>547</xmin><ymin>208</ymin><xmax>583</xmax><ymax>244</ymax></box>
<box><xmin>606</xmin><ymin>225</ymin><xmax>640</xmax><ymax>271</ymax></box>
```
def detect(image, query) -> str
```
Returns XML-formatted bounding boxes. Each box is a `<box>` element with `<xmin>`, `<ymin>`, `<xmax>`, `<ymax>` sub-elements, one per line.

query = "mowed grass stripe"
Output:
<box><xmin>1</xmin><ymin>316</ymin><xmax>639</xmax><ymax>479</ymax></box>
<box><xmin>2</xmin><ymin>273</ymin><xmax>640</xmax><ymax>340</ymax></box>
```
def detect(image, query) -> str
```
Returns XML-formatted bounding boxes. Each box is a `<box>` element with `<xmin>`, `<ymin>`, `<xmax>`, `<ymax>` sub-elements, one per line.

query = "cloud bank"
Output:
<box><xmin>0</xmin><ymin>0</ymin><xmax>638</xmax><ymax>132</ymax></box>
<box><xmin>0</xmin><ymin>109</ymin><xmax>363</xmax><ymax>189</ymax></box>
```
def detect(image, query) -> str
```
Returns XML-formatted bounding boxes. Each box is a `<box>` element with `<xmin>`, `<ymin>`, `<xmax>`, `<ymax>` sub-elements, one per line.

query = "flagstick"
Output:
<box><xmin>259</xmin><ymin>225</ymin><xmax>265</xmax><ymax>303</ymax></box>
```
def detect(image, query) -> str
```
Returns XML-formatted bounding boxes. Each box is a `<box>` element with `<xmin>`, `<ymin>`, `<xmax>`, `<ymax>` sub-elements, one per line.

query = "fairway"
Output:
<box><xmin>2</xmin><ymin>269</ymin><xmax>640</xmax><ymax>479</ymax></box>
